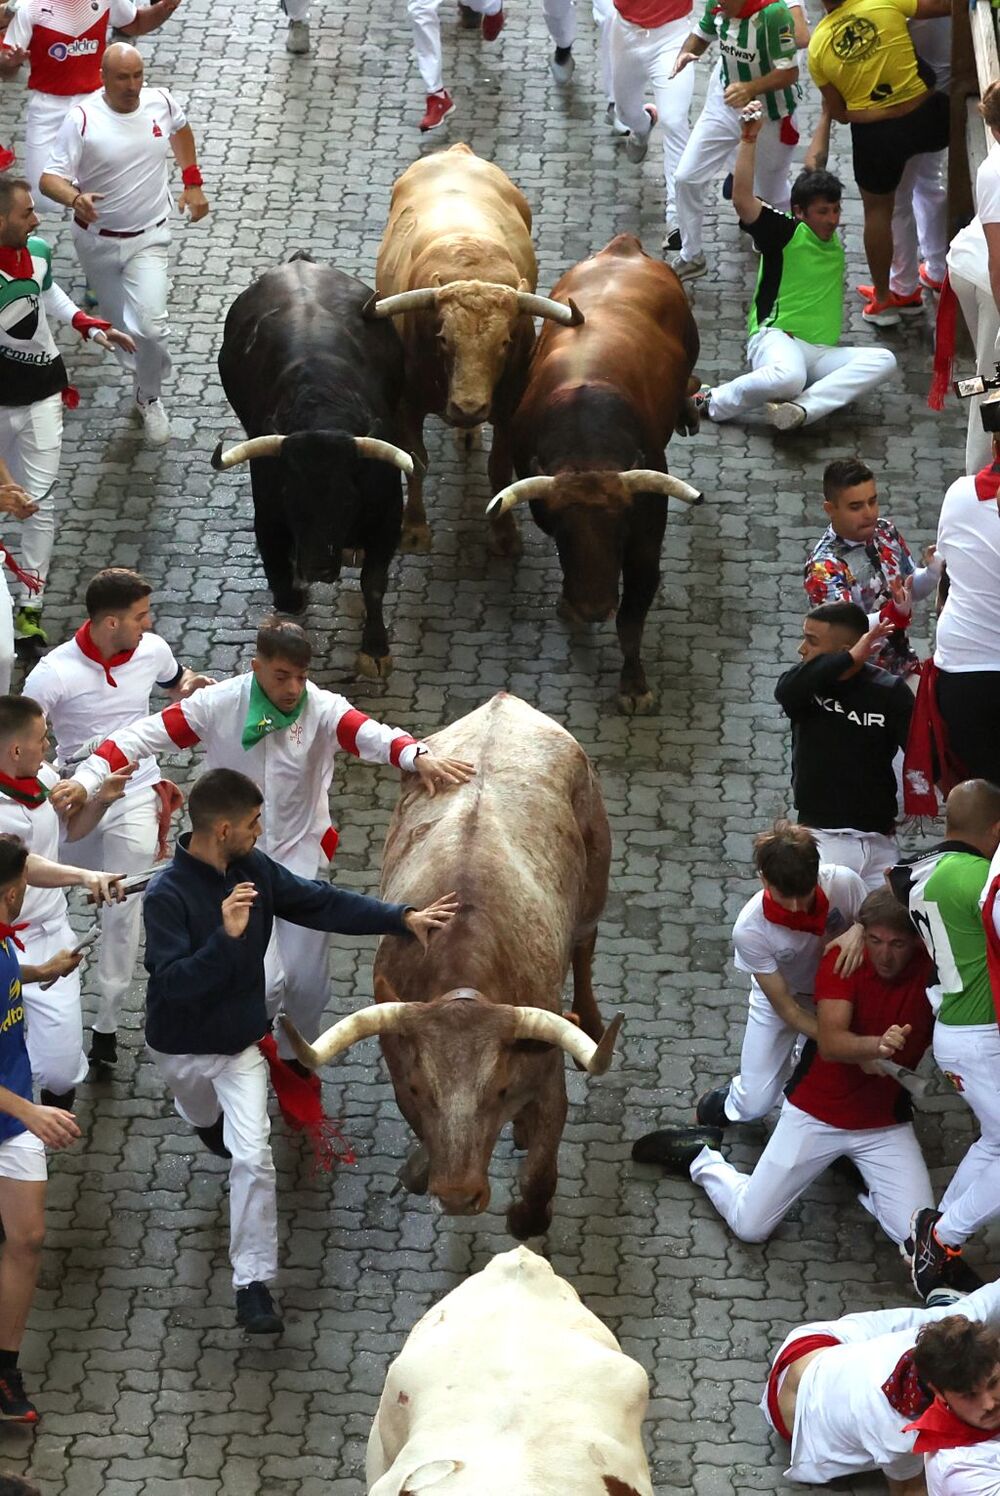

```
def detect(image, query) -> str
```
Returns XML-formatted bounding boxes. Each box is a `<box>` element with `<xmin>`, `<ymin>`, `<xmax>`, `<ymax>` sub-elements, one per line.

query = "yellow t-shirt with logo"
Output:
<box><xmin>808</xmin><ymin>0</ymin><xmax>925</xmax><ymax>113</ymax></box>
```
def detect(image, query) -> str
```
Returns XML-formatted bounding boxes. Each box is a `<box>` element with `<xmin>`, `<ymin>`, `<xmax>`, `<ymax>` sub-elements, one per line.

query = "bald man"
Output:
<box><xmin>39</xmin><ymin>45</ymin><xmax>209</xmax><ymax>447</ymax></box>
<box><xmin>889</xmin><ymin>779</ymin><xmax>1000</xmax><ymax>1298</ymax></box>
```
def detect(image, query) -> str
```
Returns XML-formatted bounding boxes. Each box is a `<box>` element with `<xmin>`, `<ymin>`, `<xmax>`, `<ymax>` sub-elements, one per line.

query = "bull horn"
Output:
<box><xmin>364</xmin><ymin>287</ymin><xmax>440</xmax><ymax>320</ymax></box>
<box><xmin>353</xmin><ymin>437</ymin><xmax>415</xmax><ymax>475</ymax></box>
<box><xmin>280</xmin><ymin>1003</ymin><xmax>413</xmax><ymax>1067</ymax></box>
<box><xmin>508</xmin><ymin>1007</ymin><xmax>624</xmax><ymax>1076</ymax></box>
<box><xmin>619</xmin><ymin>469</ymin><xmax>704</xmax><ymax>505</ymax></box>
<box><xmin>516</xmin><ymin>292</ymin><xmax>584</xmax><ymax>327</ymax></box>
<box><xmin>485</xmin><ymin>476</ymin><xmax>556</xmax><ymax>516</ymax></box>
<box><xmin>210</xmin><ymin>434</ymin><xmax>286</xmax><ymax>470</ymax></box>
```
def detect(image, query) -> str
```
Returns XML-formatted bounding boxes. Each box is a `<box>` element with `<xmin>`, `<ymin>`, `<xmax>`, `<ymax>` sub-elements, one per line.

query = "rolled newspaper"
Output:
<box><xmin>740</xmin><ymin>100</ymin><xmax>764</xmax><ymax>125</ymax></box>
<box><xmin>876</xmin><ymin>1058</ymin><xmax>931</xmax><ymax>1101</ymax></box>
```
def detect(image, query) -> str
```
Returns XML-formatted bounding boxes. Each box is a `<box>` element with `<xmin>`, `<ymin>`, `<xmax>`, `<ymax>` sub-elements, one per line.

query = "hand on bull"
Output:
<box><xmin>403</xmin><ymin>892</ymin><xmax>461</xmax><ymax>949</ymax></box>
<box><xmin>411</xmin><ymin>751</ymin><xmax>475</xmax><ymax>798</ymax></box>
<box><xmin>222</xmin><ymin>882</ymin><xmax>258</xmax><ymax>938</ymax></box>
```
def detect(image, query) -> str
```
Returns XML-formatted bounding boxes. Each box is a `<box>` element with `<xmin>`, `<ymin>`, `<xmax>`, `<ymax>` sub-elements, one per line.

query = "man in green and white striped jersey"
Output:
<box><xmin>669</xmin><ymin>0</ymin><xmax>802</xmax><ymax>280</ymax></box>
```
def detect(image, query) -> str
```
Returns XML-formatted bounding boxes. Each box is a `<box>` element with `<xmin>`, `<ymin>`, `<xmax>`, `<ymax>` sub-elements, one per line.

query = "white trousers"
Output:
<box><xmin>71</xmin><ymin>223</ymin><xmax>173</xmax><ymax>404</ymax></box>
<box><xmin>592</xmin><ymin>0</ymin><xmax>614</xmax><ymax>101</ymax></box>
<box><xmin>932</xmin><ymin>1021</ymin><xmax>1000</xmax><ymax>1246</ymax></box>
<box><xmin>66</xmin><ymin>787</ymin><xmax>159</xmax><ymax>1034</ymax></box>
<box><xmin>950</xmin><ymin>269</ymin><xmax>1000</xmax><ymax>476</ymax></box>
<box><xmin>709</xmin><ymin>328</ymin><xmax>898</xmax><ymax>426</ymax></box>
<box><xmin>20</xmin><ymin>915</ymin><xmax>87</xmax><ymax>1094</ymax></box>
<box><xmin>675</xmin><ymin>67</ymin><xmax>796</xmax><ymax>262</ymax></box>
<box><xmin>23</xmin><ymin>90</ymin><xmax>90</xmax><ymax>199</ymax></box>
<box><xmin>150</xmin><ymin>1044</ymin><xmax>277</xmax><ymax>1288</ymax></box>
<box><xmin>610</xmin><ymin>12</ymin><xmax>695</xmax><ymax>223</ymax></box>
<box><xmin>407</xmin><ymin>0</ymin><xmax>501</xmax><ymax>94</ymax></box>
<box><xmin>0</xmin><ymin>392</ymin><xmax>63</xmax><ymax>604</ymax></box>
<box><xmin>809</xmin><ymin>829</ymin><xmax>899</xmax><ymax>894</ymax></box>
<box><xmin>0</xmin><ymin>563</ymin><xmax>14</xmax><ymax>693</ymax></box>
<box><xmin>725</xmin><ymin>978</ymin><xmax>810</xmax><ymax>1123</ymax></box>
<box><xmin>691</xmin><ymin>1099</ymin><xmax>933</xmax><ymax>1245</ymax></box>
<box><xmin>262</xmin><ymin>841</ymin><xmax>332</xmax><ymax>1054</ymax></box>
<box><xmin>283</xmin><ymin>0</ymin><xmax>309</xmax><ymax>20</ymax></box>
<box><xmin>889</xmin><ymin>149</ymin><xmax>948</xmax><ymax>295</ymax></box>
<box><xmin>542</xmin><ymin>0</ymin><xmax>576</xmax><ymax>48</ymax></box>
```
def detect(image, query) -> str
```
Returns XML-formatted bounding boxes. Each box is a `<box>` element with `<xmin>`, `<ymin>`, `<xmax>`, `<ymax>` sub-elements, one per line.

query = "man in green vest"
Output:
<box><xmin>694</xmin><ymin>110</ymin><xmax>897</xmax><ymax>431</ymax></box>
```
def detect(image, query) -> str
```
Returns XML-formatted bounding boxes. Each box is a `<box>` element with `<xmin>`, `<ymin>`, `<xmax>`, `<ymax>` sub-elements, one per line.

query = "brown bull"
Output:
<box><xmin>281</xmin><ymin>692</ymin><xmax>621</xmax><ymax>1241</ymax></box>
<box><xmin>488</xmin><ymin>234</ymin><xmax>703</xmax><ymax>714</ymax></box>
<box><xmin>366</xmin><ymin>143</ymin><xmax>581</xmax><ymax>554</ymax></box>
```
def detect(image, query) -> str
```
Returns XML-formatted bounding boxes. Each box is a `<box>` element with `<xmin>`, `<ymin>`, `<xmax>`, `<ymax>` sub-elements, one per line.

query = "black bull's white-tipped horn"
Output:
<box><xmin>281</xmin><ymin>1005</ymin><xmax>624</xmax><ymax>1076</ymax></box>
<box><xmin>210</xmin><ymin>434</ymin><xmax>415</xmax><ymax>474</ymax></box>
<box><xmin>353</xmin><ymin>436</ymin><xmax>415</xmax><ymax>475</ymax></box>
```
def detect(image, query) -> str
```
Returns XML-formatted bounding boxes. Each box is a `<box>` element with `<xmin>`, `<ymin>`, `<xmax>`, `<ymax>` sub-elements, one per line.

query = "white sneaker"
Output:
<box><xmin>669</xmin><ymin>252</ymin><xmax>707</xmax><ymax>283</ymax></box>
<box><xmin>764</xmin><ymin>401</ymin><xmax>806</xmax><ymax>431</ymax></box>
<box><xmin>136</xmin><ymin>396</ymin><xmax>171</xmax><ymax>445</ymax></box>
<box><xmin>605</xmin><ymin>102</ymin><xmax>629</xmax><ymax>135</ymax></box>
<box><xmin>286</xmin><ymin>18</ymin><xmax>310</xmax><ymax>50</ymax></box>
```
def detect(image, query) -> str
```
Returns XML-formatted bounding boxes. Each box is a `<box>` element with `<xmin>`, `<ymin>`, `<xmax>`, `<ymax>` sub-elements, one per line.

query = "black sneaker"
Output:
<box><xmin>943</xmin><ymin>1255</ymin><xmax>985</xmax><ymax>1293</ymax></box>
<box><xmin>722</xmin><ymin>171</ymin><xmax>734</xmax><ymax>201</ymax></box>
<box><xmin>236</xmin><ymin>1281</ymin><xmax>283</xmax><ymax>1334</ymax></box>
<box><xmin>39</xmin><ymin>1087</ymin><xmax>75</xmax><ymax>1109</ymax></box>
<box><xmin>631</xmin><ymin>1124</ymin><xmax>724</xmax><ymax>1173</ymax></box>
<box><xmin>695</xmin><ymin>1084</ymin><xmax>731</xmax><ymax>1129</ymax></box>
<box><xmin>0</xmin><ymin>1368</ymin><xmax>39</xmax><ymax>1422</ymax></box>
<box><xmin>89</xmin><ymin>1030</ymin><xmax>118</xmax><ymax>1069</ymax></box>
<box><xmin>911</xmin><ymin>1207</ymin><xmax>963</xmax><ymax>1299</ymax></box>
<box><xmin>194</xmin><ymin>1118</ymin><xmax>231</xmax><ymax>1159</ymax></box>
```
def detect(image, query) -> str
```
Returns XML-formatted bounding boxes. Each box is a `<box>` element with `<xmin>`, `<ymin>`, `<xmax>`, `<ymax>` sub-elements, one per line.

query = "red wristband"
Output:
<box><xmin>879</xmin><ymin>599</ymin><xmax>911</xmax><ymax>630</ymax></box>
<box><xmin>71</xmin><ymin>310</ymin><xmax>110</xmax><ymax>340</ymax></box>
<box><xmin>181</xmin><ymin>164</ymin><xmax>203</xmax><ymax>188</ymax></box>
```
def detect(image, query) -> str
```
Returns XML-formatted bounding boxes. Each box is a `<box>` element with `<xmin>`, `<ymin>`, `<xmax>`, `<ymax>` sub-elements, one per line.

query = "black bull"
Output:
<box><xmin>213</xmin><ymin>255</ymin><xmax>412</xmax><ymax>678</ymax></box>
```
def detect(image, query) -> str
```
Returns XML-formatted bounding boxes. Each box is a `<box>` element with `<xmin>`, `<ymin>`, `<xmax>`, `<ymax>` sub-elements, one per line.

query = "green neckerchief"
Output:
<box><xmin>241</xmin><ymin>676</ymin><xmax>307</xmax><ymax>750</ymax></box>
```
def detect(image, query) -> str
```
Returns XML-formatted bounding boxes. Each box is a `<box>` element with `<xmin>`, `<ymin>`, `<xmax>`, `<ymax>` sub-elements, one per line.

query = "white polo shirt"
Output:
<box><xmin>46</xmin><ymin>86</ymin><xmax>187</xmax><ymax>233</ymax></box>
<box><xmin>934</xmin><ymin>475</ymin><xmax>1000</xmax><ymax>673</ymax></box>
<box><xmin>24</xmin><ymin>631</ymin><xmax>181</xmax><ymax>795</ymax></box>
<box><xmin>0</xmin><ymin>764</ymin><xmax>68</xmax><ymax>929</ymax></box>
<box><xmin>732</xmin><ymin>865</ymin><xmax>867</xmax><ymax>995</ymax></box>
<box><xmin>926</xmin><ymin>1439</ymin><xmax>1000</xmax><ymax>1495</ymax></box>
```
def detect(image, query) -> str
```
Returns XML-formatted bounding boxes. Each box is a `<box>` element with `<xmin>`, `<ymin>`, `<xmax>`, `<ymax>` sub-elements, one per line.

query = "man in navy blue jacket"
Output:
<box><xmin>143</xmin><ymin>767</ymin><xmax>457</xmax><ymax>1335</ymax></box>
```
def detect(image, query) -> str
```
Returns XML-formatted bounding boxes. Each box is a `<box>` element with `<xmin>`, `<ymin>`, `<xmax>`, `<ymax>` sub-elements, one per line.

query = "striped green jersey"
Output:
<box><xmin>696</xmin><ymin>0</ymin><xmax>801</xmax><ymax>121</ymax></box>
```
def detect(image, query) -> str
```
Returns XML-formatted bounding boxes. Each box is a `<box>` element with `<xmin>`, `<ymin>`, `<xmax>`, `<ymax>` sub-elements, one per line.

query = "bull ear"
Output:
<box><xmin>374</xmin><ymin>973</ymin><xmax>401</xmax><ymax>1005</ymax></box>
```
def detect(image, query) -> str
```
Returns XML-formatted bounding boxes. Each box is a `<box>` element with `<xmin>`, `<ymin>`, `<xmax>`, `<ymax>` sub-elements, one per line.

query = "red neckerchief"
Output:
<box><xmin>905</xmin><ymin>1396</ymin><xmax>1000</xmax><ymax>1455</ymax></box>
<box><xmin>974</xmin><ymin>464</ymin><xmax>1000</xmax><ymax>502</ymax></box>
<box><xmin>0</xmin><ymin>770</ymin><xmax>48</xmax><ymax>809</ymax></box>
<box><xmin>0</xmin><ymin>245</ymin><xmax>33</xmax><ymax>280</ymax></box>
<box><xmin>983</xmin><ymin>874</ymin><xmax>1000</xmax><ymax>1025</ymax></box>
<box><xmin>0</xmin><ymin>921</ymin><xmax>29</xmax><ymax>951</ymax></box>
<box><xmin>883</xmin><ymin>1347</ymin><xmax>932</xmax><ymax>1419</ymax></box>
<box><xmin>762</xmin><ymin>884</ymin><xmax>829</xmax><ymax>935</ymax></box>
<box><xmin>74</xmin><ymin>621</ymin><xmax>136</xmax><ymax>687</ymax></box>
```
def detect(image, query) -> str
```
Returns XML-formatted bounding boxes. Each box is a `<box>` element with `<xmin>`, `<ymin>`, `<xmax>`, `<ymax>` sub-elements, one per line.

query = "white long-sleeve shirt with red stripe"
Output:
<box><xmin>70</xmin><ymin>674</ymin><xmax>424</xmax><ymax>873</ymax></box>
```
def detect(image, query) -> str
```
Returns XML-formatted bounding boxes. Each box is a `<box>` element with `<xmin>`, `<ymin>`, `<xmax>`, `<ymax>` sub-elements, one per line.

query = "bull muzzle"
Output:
<box><xmin>430</xmin><ymin>1178</ymin><xmax>492</xmax><ymax>1216</ymax></box>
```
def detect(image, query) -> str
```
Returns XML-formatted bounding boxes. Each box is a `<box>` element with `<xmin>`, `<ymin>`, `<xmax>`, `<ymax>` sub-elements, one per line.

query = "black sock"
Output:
<box><xmin>0</xmin><ymin>1349</ymin><xmax>18</xmax><ymax>1371</ymax></box>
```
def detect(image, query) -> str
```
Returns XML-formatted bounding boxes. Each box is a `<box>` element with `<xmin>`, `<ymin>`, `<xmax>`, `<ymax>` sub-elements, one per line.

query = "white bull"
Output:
<box><xmin>366</xmin><ymin>1246</ymin><xmax>654</xmax><ymax>1496</ymax></box>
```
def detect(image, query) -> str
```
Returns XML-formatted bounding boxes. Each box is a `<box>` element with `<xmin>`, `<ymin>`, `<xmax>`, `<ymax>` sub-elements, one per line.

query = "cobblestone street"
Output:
<box><xmin>0</xmin><ymin>0</ymin><xmax>977</xmax><ymax>1489</ymax></box>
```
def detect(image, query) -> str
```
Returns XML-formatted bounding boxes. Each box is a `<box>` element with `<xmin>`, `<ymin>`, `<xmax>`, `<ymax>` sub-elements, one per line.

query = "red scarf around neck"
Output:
<box><xmin>0</xmin><ymin>770</ymin><xmax>48</xmax><ymax>809</ymax></box>
<box><xmin>0</xmin><ymin>921</ymin><xmax>29</xmax><ymax>951</ymax></box>
<box><xmin>0</xmin><ymin>245</ymin><xmax>33</xmax><ymax>281</ymax></box>
<box><xmin>905</xmin><ymin>1396</ymin><xmax>1000</xmax><ymax>1455</ymax></box>
<box><xmin>762</xmin><ymin>885</ymin><xmax>829</xmax><ymax>935</ymax></box>
<box><xmin>975</xmin><ymin>464</ymin><xmax>1000</xmax><ymax>503</ymax></box>
<box><xmin>74</xmin><ymin>620</ymin><xmax>136</xmax><ymax>687</ymax></box>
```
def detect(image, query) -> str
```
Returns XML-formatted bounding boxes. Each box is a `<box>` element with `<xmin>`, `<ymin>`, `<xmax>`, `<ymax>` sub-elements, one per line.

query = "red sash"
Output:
<box><xmin>766</xmin><ymin>1333</ymin><xmax>841</xmax><ymax>1441</ymax></box>
<box><xmin>903</xmin><ymin>660</ymin><xmax>965</xmax><ymax>816</ymax></box>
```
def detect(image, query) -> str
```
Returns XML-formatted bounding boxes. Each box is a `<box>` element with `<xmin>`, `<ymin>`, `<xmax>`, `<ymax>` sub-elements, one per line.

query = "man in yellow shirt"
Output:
<box><xmin>808</xmin><ymin>0</ymin><xmax>949</xmax><ymax>325</ymax></box>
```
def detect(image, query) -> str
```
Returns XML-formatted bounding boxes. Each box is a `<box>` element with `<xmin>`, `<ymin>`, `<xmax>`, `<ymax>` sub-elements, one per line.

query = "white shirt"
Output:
<box><xmin>934</xmin><ymin>475</ymin><xmax>1000</xmax><ymax>672</ymax></box>
<box><xmin>732</xmin><ymin>865</ymin><xmax>867</xmax><ymax>995</ymax></box>
<box><xmin>70</xmin><ymin>675</ymin><xmax>425</xmax><ymax>873</ymax></box>
<box><xmin>0</xmin><ymin>764</ymin><xmax>68</xmax><ymax>930</ymax></box>
<box><xmin>45</xmin><ymin>86</ymin><xmax>187</xmax><ymax>233</ymax></box>
<box><xmin>25</xmin><ymin>630</ymin><xmax>181</xmax><ymax>795</ymax></box>
<box><xmin>947</xmin><ymin>147</ymin><xmax>1000</xmax><ymax>295</ymax></box>
<box><xmin>927</xmin><ymin>1440</ymin><xmax>1000</xmax><ymax>1496</ymax></box>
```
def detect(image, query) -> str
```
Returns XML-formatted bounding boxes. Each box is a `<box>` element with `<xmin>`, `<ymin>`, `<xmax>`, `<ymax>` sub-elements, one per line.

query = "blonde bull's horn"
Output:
<box><xmin>210</xmin><ymin>433</ymin><xmax>286</xmax><ymax>469</ymax></box>
<box><xmin>364</xmin><ymin>287</ymin><xmax>439</xmax><ymax>320</ymax></box>
<box><xmin>508</xmin><ymin>1007</ymin><xmax>624</xmax><ymax>1076</ymax></box>
<box><xmin>619</xmin><ymin>469</ymin><xmax>703</xmax><ymax>505</ymax></box>
<box><xmin>516</xmin><ymin>292</ymin><xmax>584</xmax><ymax>327</ymax></box>
<box><xmin>485</xmin><ymin>476</ymin><xmax>556</xmax><ymax>516</ymax></box>
<box><xmin>280</xmin><ymin>1003</ymin><xmax>413</xmax><ymax>1067</ymax></box>
<box><xmin>353</xmin><ymin>437</ymin><xmax>415</xmax><ymax>475</ymax></box>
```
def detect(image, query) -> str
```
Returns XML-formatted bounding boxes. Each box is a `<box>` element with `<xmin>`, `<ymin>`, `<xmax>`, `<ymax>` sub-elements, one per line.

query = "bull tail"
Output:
<box><xmin>278</xmin><ymin>1014</ymin><xmax>321</xmax><ymax>1069</ymax></box>
<box><xmin>286</xmin><ymin>248</ymin><xmax>316</xmax><ymax>264</ymax></box>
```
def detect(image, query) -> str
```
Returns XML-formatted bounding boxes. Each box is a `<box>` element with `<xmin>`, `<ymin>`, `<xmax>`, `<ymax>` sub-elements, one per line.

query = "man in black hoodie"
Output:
<box><xmin>775</xmin><ymin>601</ymin><xmax>914</xmax><ymax>891</ymax></box>
<box><xmin>143</xmin><ymin>767</ymin><xmax>457</xmax><ymax>1335</ymax></box>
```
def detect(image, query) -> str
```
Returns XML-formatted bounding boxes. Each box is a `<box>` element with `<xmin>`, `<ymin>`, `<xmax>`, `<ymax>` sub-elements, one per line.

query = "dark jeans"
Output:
<box><xmin>937</xmin><ymin>668</ymin><xmax>1000</xmax><ymax>785</ymax></box>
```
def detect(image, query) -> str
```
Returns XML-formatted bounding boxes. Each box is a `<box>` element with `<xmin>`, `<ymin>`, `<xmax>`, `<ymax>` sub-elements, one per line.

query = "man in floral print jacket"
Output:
<box><xmin>804</xmin><ymin>457</ymin><xmax>942</xmax><ymax>679</ymax></box>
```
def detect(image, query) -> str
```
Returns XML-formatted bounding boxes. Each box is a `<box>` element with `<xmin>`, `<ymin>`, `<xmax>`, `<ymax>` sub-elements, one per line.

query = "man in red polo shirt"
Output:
<box><xmin>633</xmin><ymin>888</ymin><xmax>945</xmax><ymax>1257</ymax></box>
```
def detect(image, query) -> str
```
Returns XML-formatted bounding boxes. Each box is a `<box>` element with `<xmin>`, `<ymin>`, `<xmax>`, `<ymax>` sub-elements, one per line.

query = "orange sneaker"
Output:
<box><xmin>919</xmin><ymin>261</ymin><xmax>944</xmax><ymax>292</ymax></box>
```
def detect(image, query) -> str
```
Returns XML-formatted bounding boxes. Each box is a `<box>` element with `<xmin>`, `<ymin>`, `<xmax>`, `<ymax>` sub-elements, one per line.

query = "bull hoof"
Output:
<box><xmin>400</xmin><ymin>522</ymin><xmax>433</xmax><ymax>554</ymax></box>
<box><xmin>341</xmin><ymin>547</ymin><xmax>366</xmax><ymax>568</ymax></box>
<box><xmin>355</xmin><ymin>650</ymin><xmax>393</xmax><ymax>680</ymax></box>
<box><xmin>487</xmin><ymin>523</ymin><xmax>522</xmax><ymax>560</ymax></box>
<box><xmin>556</xmin><ymin>596</ymin><xmax>587</xmax><ymax>630</ymax></box>
<box><xmin>507</xmin><ymin>1199</ymin><xmax>552</xmax><ymax>1241</ymax></box>
<box><xmin>618</xmin><ymin>686</ymin><xmax>656</xmax><ymax>715</ymax></box>
<box><xmin>273</xmin><ymin>586</ymin><xmax>308</xmax><ymax>616</ymax></box>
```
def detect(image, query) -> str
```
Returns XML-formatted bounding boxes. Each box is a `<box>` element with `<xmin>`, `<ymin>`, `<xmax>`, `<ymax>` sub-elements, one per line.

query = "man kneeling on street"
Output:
<box><xmin>142</xmin><ymin>767</ymin><xmax>458</xmax><ymax>1335</ymax></box>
